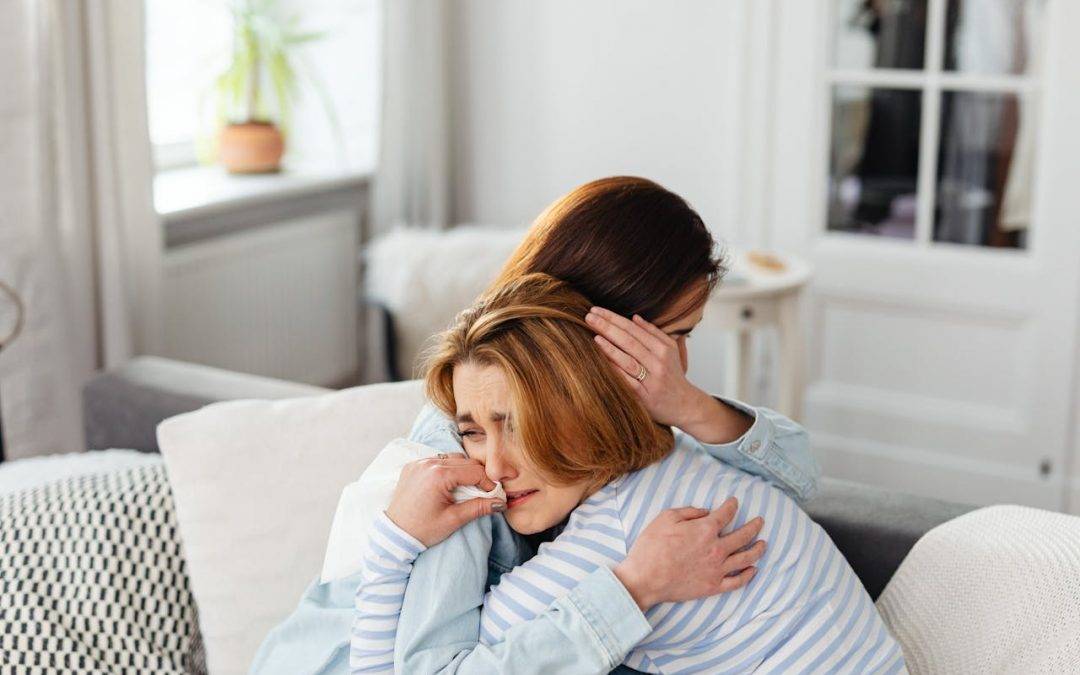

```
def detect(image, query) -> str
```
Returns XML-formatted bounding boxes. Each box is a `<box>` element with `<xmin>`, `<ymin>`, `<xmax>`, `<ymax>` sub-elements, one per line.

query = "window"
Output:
<box><xmin>825</xmin><ymin>0</ymin><xmax>1044</xmax><ymax>249</ymax></box>
<box><xmin>144</xmin><ymin>0</ymin><xmax>232</xmax><ymax>169</ymax></box>
<box><xmin>145</xmin><ymin>0</ymin><xmax>380</xmax><ymax>174</ymax></box>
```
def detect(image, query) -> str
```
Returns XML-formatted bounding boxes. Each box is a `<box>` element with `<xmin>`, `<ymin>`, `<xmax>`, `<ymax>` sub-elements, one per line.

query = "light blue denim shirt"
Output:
<box><xmin>251</xmin><ymin>397</ymin><xmax>817</xmax><ymax>674</ymax></box>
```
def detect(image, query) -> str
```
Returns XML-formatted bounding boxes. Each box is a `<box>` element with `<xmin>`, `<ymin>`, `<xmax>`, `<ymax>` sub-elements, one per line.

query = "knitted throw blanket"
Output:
<box><xmin>877</xmin><ymin>504</ymin><xmax>1080</xmax><ymax>674</ymax></box>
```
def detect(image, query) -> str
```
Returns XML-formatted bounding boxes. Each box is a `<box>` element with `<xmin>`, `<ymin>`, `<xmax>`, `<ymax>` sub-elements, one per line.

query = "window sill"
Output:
<box><xmin>156</xmin><ymin>161</ymin><xmax>374</xmax><ymax>248</ymax></box>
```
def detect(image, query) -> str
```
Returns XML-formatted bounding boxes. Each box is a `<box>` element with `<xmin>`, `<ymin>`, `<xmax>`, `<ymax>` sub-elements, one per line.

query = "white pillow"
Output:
<box><xmin>320</xmin><ymin>438</ymin><xmax>506</xmax><ymax>584</ymax></box>
<box><xmin>156</xmin><ymin>380</ymin><xmax>426</xmax><ymax>675</ymax></box>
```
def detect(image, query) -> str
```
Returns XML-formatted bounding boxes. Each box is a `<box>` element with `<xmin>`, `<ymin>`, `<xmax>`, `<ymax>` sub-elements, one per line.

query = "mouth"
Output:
<box><xmin>505</xmin><ymin>488</ymin><xmax>539</xmax><ymax>509</ymax></box>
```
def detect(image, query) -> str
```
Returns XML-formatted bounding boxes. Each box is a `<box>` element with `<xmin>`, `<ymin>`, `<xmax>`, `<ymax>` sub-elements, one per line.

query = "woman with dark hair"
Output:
<box><xmin>253</xmin><ymin>177</ymin><xmax>817</xmax><ymax>673</ymax></box>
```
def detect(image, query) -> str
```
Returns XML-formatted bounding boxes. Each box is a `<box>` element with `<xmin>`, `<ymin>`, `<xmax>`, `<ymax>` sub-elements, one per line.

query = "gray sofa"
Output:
<box><xmin>83</xmin><ymin>356</ymin><xmax>974</xmax><ymax>600</ymax></box>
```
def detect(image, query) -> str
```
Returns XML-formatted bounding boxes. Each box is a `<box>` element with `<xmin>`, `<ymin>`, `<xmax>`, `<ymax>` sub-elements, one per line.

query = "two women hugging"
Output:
<box><xmin>260</xmin><ymin>176</ymin><xmax>904</xmax><ymax>674</ymax></box>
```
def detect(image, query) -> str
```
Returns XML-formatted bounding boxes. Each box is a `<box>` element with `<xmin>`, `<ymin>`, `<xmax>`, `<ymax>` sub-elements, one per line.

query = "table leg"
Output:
<box><xmin>777</xmin><ymin>291</ymin><xmax>805</xmax><ymax>420</ymax></box>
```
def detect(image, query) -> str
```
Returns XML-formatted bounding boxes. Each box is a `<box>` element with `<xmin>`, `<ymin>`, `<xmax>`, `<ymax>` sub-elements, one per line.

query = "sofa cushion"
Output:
<box><xmin>0</xmin><ymin>461</ymin><xmax>205</xmax><ymax>673</ymax></box>
<box><xmin>156</xmin><ymin>380</ymin><xmax>425</xmax><ymax>675</ymax></box>
<box><xmin>877</xmin><ymin>505</ymin><xmax>1080</xmax><ymax>671</ymax></box>
<box><xmin>364</xmin><ymin>225</ymin><xmax>526</xmax><ymax>378</ymax></box>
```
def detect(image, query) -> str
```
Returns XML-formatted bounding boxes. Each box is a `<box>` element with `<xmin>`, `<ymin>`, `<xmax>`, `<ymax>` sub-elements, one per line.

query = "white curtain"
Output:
<box><xmin>0</xmin><ymin>0</ymin><xmax>161</xmax><ymax>460</ymax></box>
<box><xmin>370</xmin><ymin>0</ymin><xmax>453</xmax><ymax>233</ymax></box>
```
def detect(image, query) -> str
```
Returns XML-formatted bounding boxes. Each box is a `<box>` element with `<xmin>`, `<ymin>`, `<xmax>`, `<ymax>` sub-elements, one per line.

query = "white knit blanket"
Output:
<box><xmin>877</xmin><ymin>504</ymin><xmax>1080</xmax><ymax>674</ymax></box>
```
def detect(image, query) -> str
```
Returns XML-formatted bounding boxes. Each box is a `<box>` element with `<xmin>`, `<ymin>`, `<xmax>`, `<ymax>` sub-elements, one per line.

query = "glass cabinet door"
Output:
<box><xmin>826</xmin><ymin>0</ymin><xmax>1044</xmax><ymax>249</ymax></box>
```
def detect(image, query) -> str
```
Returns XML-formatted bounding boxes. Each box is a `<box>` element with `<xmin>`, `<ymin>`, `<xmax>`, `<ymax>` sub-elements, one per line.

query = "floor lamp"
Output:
<box><xmin>0</xmin><ymin>280</ymin><xmax>26</xmax><ymax>463</ymax></box>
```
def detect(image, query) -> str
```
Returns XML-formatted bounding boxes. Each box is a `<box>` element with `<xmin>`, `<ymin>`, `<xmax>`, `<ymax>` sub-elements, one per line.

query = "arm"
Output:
<box><xmin>586</xmin><ymin>307</ymin><xmax>819</xmax><ymax>501</ymax></box>
<box><xmin>350</xmin><ymin>514</ymin><xmax>427</xmax><ymax>673</ymax></box>
<box><xmin>689</xmin><ymin>396</ymin><xmax>820</xmax><ymax>502</ymax></box>
<box><xmin>394</xmin><ymin>504</ymin><xmax>763</xmax><ymax>674</ymax></box>
<box><xmin>396</xmin><ymin>516</ymin><xmax>651</xmax><ymax>674</ymax></box>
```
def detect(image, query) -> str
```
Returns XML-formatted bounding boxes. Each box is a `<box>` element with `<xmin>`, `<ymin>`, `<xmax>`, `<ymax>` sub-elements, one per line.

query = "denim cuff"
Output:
<box><xmin>704</xmin><ymin>396</ymin><xmax>815</xmax><ymax>501</ymax></box>
<box><xmin>562</xmin><ymin>566</ymin><xmax>651</xmax><ymax>668</ymax></box>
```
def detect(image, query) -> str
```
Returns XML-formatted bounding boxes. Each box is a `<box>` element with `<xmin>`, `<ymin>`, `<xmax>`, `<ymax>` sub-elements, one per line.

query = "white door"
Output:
<box><xmin>766</xmin><ymin>0</ymin><xmax>1080</xmax><ymax>511</ymax></box>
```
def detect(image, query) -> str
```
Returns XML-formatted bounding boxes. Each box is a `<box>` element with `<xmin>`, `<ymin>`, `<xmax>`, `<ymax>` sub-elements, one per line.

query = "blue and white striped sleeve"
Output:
<box><xmin>349</xmin><ymin>512</ymin><xmax>426</xmax><ymax>673</ymax></box>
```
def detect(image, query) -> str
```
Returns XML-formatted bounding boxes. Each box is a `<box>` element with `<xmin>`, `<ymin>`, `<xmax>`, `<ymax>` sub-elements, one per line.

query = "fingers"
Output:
<box><xmin>716</xmin><ymin>566</ymin><xmax>758</xmax><ymax>593</ymax></box>
<box><xmin>632</xmin><ymin>314</ymin><xmax>674</xmax><ymax>342</ymax></box>
<box><xmin>665</xmin><ymin>506</ymin><xmax>711</xmax><ymax>521</ymax></box>
<box><xmin>586</xmin><ymin>308</ymin><xmax>659</xmax><ymax>369</ymax></box>
<box><xmin>704</xmin><ymin>497</ymin><xmax>739</xmax><ymax>529</ymax></box>
<box><xmin>591</xmin><ymin>307</ymin><xmax>670</xmax><ymax>352</ymax></box>
<box><xmin>721</xmin><ymin>540</ymin><xmax>767</xmax><ymax>575</ymax></box>
<box><xmin>619</xmin><ymin>370</ymin><xmax>646</xmax><ymax>394</ymax></box>
<box><xmin>720</xmin><ymin>516</ymin><xmax>765</xmax><ymax>552</ymax></box>
<box><xmin>594</xmin><ymin>334</ymin><xmax>648</xmax><ymax>380</ymax></box>
<box><xmin>438</xmin><ymin>462</ymin><xmax>496</xmax><ymax>491</ymax></box>
<box><xmin>423</xmin><ymin>454</ymin><xmax>473</xmax><ymax>466</ymax></box>
<box><xmin>446</xmin><ymin>497</ymin><xmax>507</xmax><ymax>529</ymax></box>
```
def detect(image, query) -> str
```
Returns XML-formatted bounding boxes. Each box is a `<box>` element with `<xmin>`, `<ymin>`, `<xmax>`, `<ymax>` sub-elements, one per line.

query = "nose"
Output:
<box><xmin>484</xmin><ymin>437</ymin><xmax>519</xmax><ymax>484</ymax></box>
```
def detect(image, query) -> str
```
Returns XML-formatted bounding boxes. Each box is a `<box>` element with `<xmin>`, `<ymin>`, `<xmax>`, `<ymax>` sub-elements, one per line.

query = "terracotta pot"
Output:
<box><xmin>218</xmin><ymin>121</ymin><xmax>284</xmax><ymax>174</ymax></box>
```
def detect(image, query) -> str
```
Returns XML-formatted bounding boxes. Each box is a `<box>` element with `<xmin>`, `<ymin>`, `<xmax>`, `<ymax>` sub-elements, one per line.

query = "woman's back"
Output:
<box><xmin>481</xmin><ymin>433</ymin><xmax>905</xmax><ymax>674</ymax></box>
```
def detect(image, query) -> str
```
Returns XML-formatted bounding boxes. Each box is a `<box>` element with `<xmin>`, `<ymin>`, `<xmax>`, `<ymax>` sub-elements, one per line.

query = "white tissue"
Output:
<box><xmin>452</xmin><ymin>481</ymin><xmax>506</xmax><ymax>503</ymax></box>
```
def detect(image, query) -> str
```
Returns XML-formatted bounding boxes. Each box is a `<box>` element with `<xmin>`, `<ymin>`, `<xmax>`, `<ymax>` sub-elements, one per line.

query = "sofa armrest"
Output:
<box><xmin>83</xmin><ymin>356</ymin><xmax>331</xmax><ymax>453</ymax></box>
<box><xmin>806</xmin><ymin>477</ymin><xmax>975</xmax><ymax>599</ymax></box>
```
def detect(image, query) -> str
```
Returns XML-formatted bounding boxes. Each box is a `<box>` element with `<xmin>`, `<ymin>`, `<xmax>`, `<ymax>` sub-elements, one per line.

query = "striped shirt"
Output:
<box><xmin>352</xmin><ymin>433</ymin><xmax>905</xmax><ymax>673</ymax></box>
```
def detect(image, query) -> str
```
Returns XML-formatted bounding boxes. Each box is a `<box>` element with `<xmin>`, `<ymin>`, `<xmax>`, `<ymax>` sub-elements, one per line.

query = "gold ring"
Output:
<box><xmin>635</xmin><ymin>364</ymin><xmax>648</xmax><ymax>382</ymax></box>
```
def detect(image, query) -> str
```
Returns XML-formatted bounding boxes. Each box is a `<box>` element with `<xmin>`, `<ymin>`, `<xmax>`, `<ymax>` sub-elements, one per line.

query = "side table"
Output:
<box><xmin>709</xmin><ymin>250</ymin><xmax>813</xmax><ymax>420</ymax></box>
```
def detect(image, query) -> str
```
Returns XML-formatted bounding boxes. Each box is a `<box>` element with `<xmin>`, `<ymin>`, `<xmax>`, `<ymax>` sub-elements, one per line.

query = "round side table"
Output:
<box><xmin>709</xmin><ymin>250</ymin><xmax>813</xmax><ymax>420</ymax></box>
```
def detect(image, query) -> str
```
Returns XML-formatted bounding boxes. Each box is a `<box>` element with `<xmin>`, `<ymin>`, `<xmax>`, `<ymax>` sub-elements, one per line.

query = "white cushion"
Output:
<box><xmin>320</xmin><ymin>439</ymin><xmax>506</xmax><ymax>584</ymax></box>
<box><xmin>156</xmin><ymin>380</ymin><xmax>426</xmax><ymax>675</ymax></box>
<box><xmin>364</xmin><ymin>225</ymin><xmax>526</xmax><ymax>378</ymax></box>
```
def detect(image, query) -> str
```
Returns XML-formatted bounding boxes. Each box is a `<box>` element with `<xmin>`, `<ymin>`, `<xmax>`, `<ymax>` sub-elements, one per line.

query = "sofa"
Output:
<box><xmin>78</xmin><ymin>357</ymin><xmax>976</xmax><ymax>671</ymax></box>
<box><xmin>83</xmin><ymin>357</ymin><xmax>975</xmax><ymax>605</ymax></box>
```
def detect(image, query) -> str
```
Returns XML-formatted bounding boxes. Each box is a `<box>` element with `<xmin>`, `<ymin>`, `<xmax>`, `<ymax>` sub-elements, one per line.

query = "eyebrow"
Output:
<box><xmin>455</xmin><ymin>411</ymin><xmax>508</xmax><ymax>424</ymax></box>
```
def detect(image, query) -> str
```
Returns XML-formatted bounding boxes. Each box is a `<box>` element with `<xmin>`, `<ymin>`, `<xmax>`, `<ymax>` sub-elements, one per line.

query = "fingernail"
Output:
<box><xmin>585</xmin><ymin>313</ymin><xmax>597</xmax><ymax>323</ymax></box>
<box><xmin>492</xmin><ymin>502</ymin><xmax>507</xmax><ymax>512</ymax></box>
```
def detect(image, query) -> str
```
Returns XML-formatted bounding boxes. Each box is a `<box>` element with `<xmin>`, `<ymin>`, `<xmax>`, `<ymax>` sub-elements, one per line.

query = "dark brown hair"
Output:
<box><xmin>490</xmin><ymin>176</ymin><xmax>726</xmax><ymax>323</ymax></box>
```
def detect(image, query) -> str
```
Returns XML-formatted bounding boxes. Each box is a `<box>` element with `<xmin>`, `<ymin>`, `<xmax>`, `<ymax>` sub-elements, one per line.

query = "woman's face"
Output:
<box><xmin>452</xmin><ymin>361</ymin><xmax>591</xmax><ymax>534</ymax></box>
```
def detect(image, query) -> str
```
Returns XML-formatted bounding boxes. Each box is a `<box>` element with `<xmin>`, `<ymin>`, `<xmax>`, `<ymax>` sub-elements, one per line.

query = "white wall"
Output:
<box><xmin>447</xmin><ymin>1</ymin><xmax>775</xmax><ymax>397</ymax></box>
<box><xmin>448</xmin><ymin>0</ymin><xmax>743</xmax><ymax>236</ymax></box>
<box><xmin>287</xmin><ymin>0</ymin><xmax>382</xmax><ymax>171</ymax></box>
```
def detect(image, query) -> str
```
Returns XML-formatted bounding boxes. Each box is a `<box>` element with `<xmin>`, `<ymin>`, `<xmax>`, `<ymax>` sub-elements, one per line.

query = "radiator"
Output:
<box><xmin>162</xmin><ymin>210</ymin><xmax>359</xmax><ymax>387</ymax></box>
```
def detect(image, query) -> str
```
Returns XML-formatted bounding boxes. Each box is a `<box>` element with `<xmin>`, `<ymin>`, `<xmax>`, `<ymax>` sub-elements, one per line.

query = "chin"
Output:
<box><xmin>504</xmin><ymin>509</ymin><xmax>553</xmax><ymax>535</ymax></box>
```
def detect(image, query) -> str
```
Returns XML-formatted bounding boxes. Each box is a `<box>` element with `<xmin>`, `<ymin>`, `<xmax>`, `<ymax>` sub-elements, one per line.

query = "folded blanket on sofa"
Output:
<box><xmin>0</xmin><ymin>460</ymin><xmax>205</xmax><ymax>673</ymax></box>
<box><xmin>877</xmin><ymin>504</ymin><xmax>1080</xmax><ymax>673</ymax></box>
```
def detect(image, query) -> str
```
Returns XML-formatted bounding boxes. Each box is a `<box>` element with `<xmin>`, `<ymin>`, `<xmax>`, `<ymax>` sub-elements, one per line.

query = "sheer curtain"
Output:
<box><xmin>0</xmin><ymin>0</ymin><xmax>161</xmax><ymax>460</ymax></box>
<box><xmin>369</xmin><ymin>0</ymin><xmax>453</xmax><ymax>233</ymax></box>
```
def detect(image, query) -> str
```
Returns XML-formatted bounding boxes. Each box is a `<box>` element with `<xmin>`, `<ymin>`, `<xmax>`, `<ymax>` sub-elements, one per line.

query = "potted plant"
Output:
<box><xmin>212</xmin><ymin>0</ymin><xmax>329</xmax><ymax>173</ymax></box>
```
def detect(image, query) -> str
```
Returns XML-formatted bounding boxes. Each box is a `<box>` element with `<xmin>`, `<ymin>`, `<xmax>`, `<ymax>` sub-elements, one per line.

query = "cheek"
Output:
<box><xmin>462</xmin><ymin>437</ymin><xmax>488</xmax><ymax>463</ymax></box>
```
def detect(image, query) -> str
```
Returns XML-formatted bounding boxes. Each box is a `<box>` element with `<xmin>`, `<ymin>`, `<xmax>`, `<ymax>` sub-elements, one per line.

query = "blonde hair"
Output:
<box><xmin>423</xmin><ymin>273</ymin><xmax>674</xmax><ymax>488</ymax></box>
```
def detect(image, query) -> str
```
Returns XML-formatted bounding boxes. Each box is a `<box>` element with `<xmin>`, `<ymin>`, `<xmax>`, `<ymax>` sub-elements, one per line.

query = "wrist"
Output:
<box><xmin>680</xmin><ymin>390</ymin><xmax>753</xmax><ymax>445</ymax></box>
<box><xmin>384</xmin><ymin>507</ymin><xmax>425</xmax><ymax>544</ymax></box>
<box><xmin>613</xmin><ymin>561</ymin><xmax>656</xmax><ymax>611</ymax></box>
<box><xmin>676</xmin><ymin>387</ymin><xmax>720</xmax><ymax>435</ymax></box>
